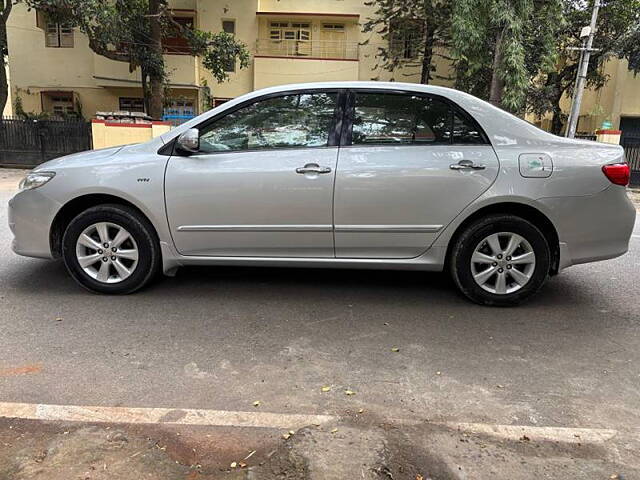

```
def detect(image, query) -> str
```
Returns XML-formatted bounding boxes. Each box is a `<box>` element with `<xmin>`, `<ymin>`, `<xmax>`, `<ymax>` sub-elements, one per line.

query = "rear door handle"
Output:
<box><xmin>296</xmin><ymin>163</ymin><xmax>332</xmax><ymax>174</ymax></box>
<box><xmin>450</xmin><ymin>159</ymin><xmax>486</xmax><ymax>170</ymax></box>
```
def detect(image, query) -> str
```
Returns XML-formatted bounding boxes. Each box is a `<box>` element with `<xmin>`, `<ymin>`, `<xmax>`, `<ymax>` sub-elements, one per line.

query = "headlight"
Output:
<box><xmin>18</xmin><ymin>172</ymin><xmax>56</xmax><ymax>192</ymax></box>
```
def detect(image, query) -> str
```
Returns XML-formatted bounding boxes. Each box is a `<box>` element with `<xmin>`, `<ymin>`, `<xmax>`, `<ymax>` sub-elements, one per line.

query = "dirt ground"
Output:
<box><xmin>0</xmin><ymin>415</ymin><xmax>635</xmax><ymax>480</ymax></box>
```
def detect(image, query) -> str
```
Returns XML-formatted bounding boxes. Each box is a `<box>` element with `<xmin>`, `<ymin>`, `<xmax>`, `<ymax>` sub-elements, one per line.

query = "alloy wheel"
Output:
<box><xmin>470</xmin><ymin>232</ymin><xmax>536</xmax><ymax>295</ymax></box>
<box><xmin>75</xmin><ymin>222</ymin><xmax>139</xmax><ymax>284</ymax></box>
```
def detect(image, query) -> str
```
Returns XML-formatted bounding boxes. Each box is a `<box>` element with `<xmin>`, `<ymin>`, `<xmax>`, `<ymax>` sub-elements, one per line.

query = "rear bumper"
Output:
<box><xmin>8</xmin><ymin>189</ymin><xmax>60</xmax><ymax>259</ymax></box>
<box><xmin>540</xmin><ymin>186</ymin><xmax>636</xmax><ymax>270</ymax></box>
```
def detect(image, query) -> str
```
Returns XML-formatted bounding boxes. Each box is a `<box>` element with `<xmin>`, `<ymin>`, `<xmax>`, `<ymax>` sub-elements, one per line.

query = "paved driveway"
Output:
<box><xmin>1</xmin><ymin>168</ymin><xmax>639</xmax><ymax>479</ymax></box>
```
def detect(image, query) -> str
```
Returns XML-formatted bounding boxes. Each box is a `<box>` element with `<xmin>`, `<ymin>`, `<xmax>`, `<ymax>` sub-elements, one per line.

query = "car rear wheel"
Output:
<box><xmin>450</xmin><ymin>214</ymin><xmax>551</xmax><ymax>306</ymax></box>
<box><xmin>62</xmin><ymin>204</ymin><xmax>160</xmax><ymax>294</ymax></box>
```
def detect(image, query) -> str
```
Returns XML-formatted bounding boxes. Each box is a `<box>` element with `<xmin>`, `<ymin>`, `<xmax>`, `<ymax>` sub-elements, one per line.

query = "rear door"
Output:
<box><xmin>333</xmin><ymin>90</ymin><xmax>499</xmax><ymax>258</ymax></box>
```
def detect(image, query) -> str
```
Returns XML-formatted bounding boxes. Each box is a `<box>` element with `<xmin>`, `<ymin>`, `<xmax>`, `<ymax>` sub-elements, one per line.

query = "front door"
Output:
<box><xmin>165</xmin><ymin>91</ymin><xmax>341</xmax><ymax>257</ymax></box>
<box><xmin>334</xmin><ymin>91</ymin><xmax>499</xmax><ymax>258</ymax></box>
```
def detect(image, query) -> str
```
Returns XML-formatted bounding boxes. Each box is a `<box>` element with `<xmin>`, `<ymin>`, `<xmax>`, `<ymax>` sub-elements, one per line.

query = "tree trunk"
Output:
<box><xmin>0</xmin><ymin>48</ymin><xmax>8</xmax><ymax>116</ymax></box>
<box><xmin>141</xmin><ymin>65</ymin><xmax>150</xmax><ymax>115</ymax></box>
<box><xmin>147</xmin><ymin>0</ymin><xmax>165</xmax><ymax>120</ymax></box>
<box><xmin>420</xmin><ymin>23</ymin><xmax>435</xmax><ymax>85</ymax></box>
<box><xmin>0</xmin><ymin>1</ymin><xmax>11</xmax><ymax>116</ymax></box>
<box><xmin>489</xmin><ymin>28</ymin><xmax>505</xmax><ymax>107</ymax></box>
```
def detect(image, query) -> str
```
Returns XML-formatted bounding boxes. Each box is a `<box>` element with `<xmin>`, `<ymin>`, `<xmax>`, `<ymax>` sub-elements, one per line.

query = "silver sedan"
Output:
<box><xmin>8</xmin><ymin>82</ymin><xmax>636</xmax><ymax>305</ymax></box>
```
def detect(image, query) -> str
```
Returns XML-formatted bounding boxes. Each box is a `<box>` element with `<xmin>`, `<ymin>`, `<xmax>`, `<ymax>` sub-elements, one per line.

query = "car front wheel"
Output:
<box><xmin>62</xmin><ymin>204</ymin><xmax>160</xmax><ymax>294</ymax></box>
<box><xmin>450</xmin><ymin>214</ymin><xmax>551</xmax><ymax>306</ymax></box>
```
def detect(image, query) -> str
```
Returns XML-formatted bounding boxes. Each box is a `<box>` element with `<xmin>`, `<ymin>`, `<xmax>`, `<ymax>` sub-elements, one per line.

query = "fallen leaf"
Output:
<box><xmin>391</xmin><ymin>347</ymin><xmax>400</xmax><ymax>352</ymax></box>
<box><xmin>436</xmin><ymin>371</ymin><xmax>441</xmax><ymax>375</ymax></box>
<box><xmin>416</xmin><ymin>475</ymin><xmax>424</xmax><ymax>480</ymax></box>
<box><xmin>321</xmin><ymin>386</ymin><xmax>331</xmax><ymax>392</ymax></box>
<box><xmin>496</xmin><ymin>384</ymin><xmax>505</xmax><ymax>389</ymax></box>
<box><xmin>253</xmin><ymin>400</ymin><xmax>261</xmax><ymax>407</ymax></box>
<box><xmin>230</xmin><ymin>462</ymin><xmax>237</xmax><ymax>468</ymax></box>
<box><xmin>239</xmin><ymin>462</ymin><xmax>247</xmax><ymax>468</ymax></box>
<box><xmin>282</xmin><ymin>433</ymin><xmax>290</xmax><ymax>440</ymax></box>
<box><xmin>344</xmin><ymin>390</ymin><xmax>356</xmax><ymax>396</ymax></box>
<box><xmin>330</xmin><ymin>428</ymin><xmax>338</xmax><ymax>434</ymax></box>
<box><xmin>288</xmin><ymin>430</ymin><xmax>295</xmax><ymax>435</ymax></box>
<box><xmin>55</xmin><ymin>317</ymin><xmax>63</xmax><ymax>322</ymax></box>
<box><xmin>520</xmin><ymin>435</ymin><xmax>530</xmax><ymax>442</ymax></box>
<box><xmin>358</xmin><ymin>408</ymin><xmax>364</xmax><ymax>414</ymax></box>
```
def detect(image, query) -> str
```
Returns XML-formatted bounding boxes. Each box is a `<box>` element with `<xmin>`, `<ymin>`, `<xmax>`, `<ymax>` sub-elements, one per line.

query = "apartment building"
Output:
<box><xmin>5</xmin><ymin>0</ymin><xmax>452</xmax><ymax>122</ymax></box>
<box><xmin>5</xmin><ymin>0</ymin><xmax>640</xmax><ymax>136</ymax></box>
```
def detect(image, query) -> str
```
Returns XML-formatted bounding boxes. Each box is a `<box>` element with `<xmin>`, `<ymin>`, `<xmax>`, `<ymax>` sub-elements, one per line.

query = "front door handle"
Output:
<box><xmin>296</xmin><ymin>163</ymin><xmax>332</xmax><ymax>174</ymax></box>
<box><xmin>450</xmin><ymin>159</ymin><xmax>486</xmax><ymax>170</ymax></box>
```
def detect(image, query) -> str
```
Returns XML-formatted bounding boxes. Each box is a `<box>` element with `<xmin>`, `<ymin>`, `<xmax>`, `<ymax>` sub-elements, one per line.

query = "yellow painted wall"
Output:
<box><xmin>254</xmin><ymin>57</ymin><xmax>359</xmax><ymax>89</ymax></box>
<box><xmin>196</xmin><ymin>0</ymin><xmax>259</xmax><ymax>100</ymax></box>
<box><xmin>91</xmin><ymin>121</ymin><xmax>172</xmax><ymax>149</ymax></box>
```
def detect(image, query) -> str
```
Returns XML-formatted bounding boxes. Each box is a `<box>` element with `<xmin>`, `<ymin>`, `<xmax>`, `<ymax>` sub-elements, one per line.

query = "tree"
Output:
<box><xmin>362</xmin><ymin>0</ymin><xmax>452</xmax><ymax>84</ymax></box>
<box><xmin>25</xmin><ymin>0</ymin><xmax>249</xmax><ymax>119</ymax></box>
<box><xmin>618</xmin><ymin>21</ymin><xmax>640</xmax><ymax>75</ymax></box>
<box><xmin>527</xmin><ymin>0</ymin><xmax>640</xmax><ymax>134</ymax></box>
<box><xmin>0</xmin><ymin>0</ymin><xmax>16</xmax><ymax>116</ymax></box>
<box><xmin>451</xmin><ymin>0</ymin><xmax>563</xmax><ymax>113</ymax></box>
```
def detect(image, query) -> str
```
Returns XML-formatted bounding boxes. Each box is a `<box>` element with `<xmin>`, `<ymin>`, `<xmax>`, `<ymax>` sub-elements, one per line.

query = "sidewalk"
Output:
<box><xmin>628</xmin><ymin>188</ymin><xmax>640</xmax><ymax>210</ymax></box>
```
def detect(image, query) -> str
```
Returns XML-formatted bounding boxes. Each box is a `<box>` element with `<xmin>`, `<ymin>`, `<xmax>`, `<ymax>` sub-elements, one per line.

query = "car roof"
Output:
<box><xmin>160</xmin><ymin>81</ymin><xmax>590</xmax><ymax>149</ymax></box>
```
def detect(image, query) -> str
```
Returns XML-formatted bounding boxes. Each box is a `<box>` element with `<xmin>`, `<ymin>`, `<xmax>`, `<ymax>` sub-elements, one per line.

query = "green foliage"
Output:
<box><xmin>619</xmin><ymin>25</ymin><xmax>640</xmax><ymax>75</ymax></box>
<box><xmin>362</xmin><ymin>0</ymin><xmax>452</xmax><ymax>84</ymax></box>
<box><xmin>452</xmin><ymin>0</ymin><xmax>564</xmax><ymax>112</ymax></box>
<box><xmin>24</xmin><ymin>0</ymin><xmax>249</xmax><ymax>116</ymax></box>
<box><xmin>527</xmin><ymin>0</ymin><xmax>640</xmax><ymax>133</ymax></box>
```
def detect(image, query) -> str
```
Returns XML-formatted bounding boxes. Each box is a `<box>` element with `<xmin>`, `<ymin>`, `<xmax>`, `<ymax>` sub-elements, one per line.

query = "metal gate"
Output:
<box><xmin>622</xmin><ymin>136</ymin><xmax>640</xmax><ymax>187</ymax></box>
<box><xmin>0</xmin><ymin>117</ymin><xmax>93</xmax><ymax>168</ymax></box>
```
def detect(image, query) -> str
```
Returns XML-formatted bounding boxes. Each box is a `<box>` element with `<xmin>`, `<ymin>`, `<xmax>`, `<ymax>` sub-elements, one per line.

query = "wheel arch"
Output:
<box><xmin>444</xmin><ymin>201</ymin><xmax>561</xmax><ymax>275</ymax></box>
<box><xmin>49</xmin><ymin>193</ymin><xmax>160</xmax><ymax>259</ymax></box>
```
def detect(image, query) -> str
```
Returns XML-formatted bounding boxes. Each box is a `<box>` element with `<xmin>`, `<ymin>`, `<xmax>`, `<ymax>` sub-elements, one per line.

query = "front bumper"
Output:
<box><xmin>540</xmin><ymin>185</ymin><xmax>636</xmax><ymax>270</ymax></box>
<box><xmin>8</xmin><ymin>188</ymin><xmax>61</xmax><ymax>259</ymax></box>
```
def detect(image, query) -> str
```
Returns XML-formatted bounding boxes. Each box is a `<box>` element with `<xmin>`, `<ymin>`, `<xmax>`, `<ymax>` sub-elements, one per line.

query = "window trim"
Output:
<box><xmin>340</xmin><ymin>89</ymin><xmax>491</xmax><ymax>148</ymax></box>
<box><xmin>161</xmin><ymin>89</ymin><xmax>347</xmax><ymax>156</ymax></box>
<box><xmin>222</xmin><ymin>19</ymin><xmax>237</xmax><ymax>72</ymax></box>
<box><xmin>45</xmin><ymin>21</ymin><xmax>74</xmax><ymax>48</ymax></box>
<box><xmin>119</xmin><ymin>97</ymin><xmax>146</xmax><ymax>113</ymax></box>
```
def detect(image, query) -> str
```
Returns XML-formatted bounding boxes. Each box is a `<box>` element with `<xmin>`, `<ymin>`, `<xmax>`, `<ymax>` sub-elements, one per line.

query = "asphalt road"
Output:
<box><xmin>1</xmin><ymin>168</ymin><xmax>639</xmax><ymax>477</ymax></box>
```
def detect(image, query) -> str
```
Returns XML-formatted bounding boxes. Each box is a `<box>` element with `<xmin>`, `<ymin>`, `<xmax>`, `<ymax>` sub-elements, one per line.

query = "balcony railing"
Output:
<box><xmin>255</xmin><ymin>39</ymin><xmax>359</xmax><ymax>60</ymax></box>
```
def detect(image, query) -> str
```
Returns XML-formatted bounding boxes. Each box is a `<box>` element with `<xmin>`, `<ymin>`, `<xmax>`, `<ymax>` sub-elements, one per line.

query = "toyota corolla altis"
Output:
<box><xmin>8</xmin><ymin>82</ymin><xmax>636</xmax><ymax>305</ymax></box>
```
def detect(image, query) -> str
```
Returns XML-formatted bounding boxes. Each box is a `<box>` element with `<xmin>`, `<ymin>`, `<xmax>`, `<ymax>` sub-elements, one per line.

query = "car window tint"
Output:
<box><xmin>453</xmin><ymin>111</ymin><xmax>485</xmax><ymax>144</ymax></box>
<box><xmin>352</xmin><ymin>93</ymin><xmax>451</xmax><ymax>145</ymax></box>
<box><xmin>199</xmin><ymin>93</ymin><xmax>337</xmax><ymax>153</ymax></box>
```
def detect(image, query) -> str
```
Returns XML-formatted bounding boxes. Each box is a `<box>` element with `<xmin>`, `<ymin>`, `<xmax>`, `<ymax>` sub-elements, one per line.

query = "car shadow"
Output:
<box><xmin>6</xmin><ymin>256</ymin><xmax>594</xmax><ymax>310</ymax></box>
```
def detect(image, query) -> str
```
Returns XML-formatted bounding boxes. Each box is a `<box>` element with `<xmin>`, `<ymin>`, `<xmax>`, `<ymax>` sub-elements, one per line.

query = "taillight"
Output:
<box><xmin>602</xmin><ymin>163</ymin><xmax>630</xmax><ymax>186</ymax></box>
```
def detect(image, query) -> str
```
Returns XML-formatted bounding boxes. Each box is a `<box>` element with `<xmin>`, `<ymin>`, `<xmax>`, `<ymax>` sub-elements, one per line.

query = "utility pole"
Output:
<box><xmin>565</xmin><ymin>0</ymin><xmax>600</xmax><ymax>138</ymax></box>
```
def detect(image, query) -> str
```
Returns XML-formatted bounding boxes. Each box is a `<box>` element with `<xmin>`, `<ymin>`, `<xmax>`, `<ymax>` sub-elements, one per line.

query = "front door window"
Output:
<box><xmin>199</xmin><ymin>92</ymin><xmax>338</xmax><ymax>153</ymax></box>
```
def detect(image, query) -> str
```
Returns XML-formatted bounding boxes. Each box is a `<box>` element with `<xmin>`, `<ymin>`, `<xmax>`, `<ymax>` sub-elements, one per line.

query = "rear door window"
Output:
<box><xmin>350</xmin><ymin>92</ymin><xmax>487</xmax><ymax>146</ymax></box>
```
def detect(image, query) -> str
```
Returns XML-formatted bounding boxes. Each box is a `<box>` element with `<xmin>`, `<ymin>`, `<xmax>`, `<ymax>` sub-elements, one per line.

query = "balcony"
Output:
<box><xmin>255</xmin><ymin>39</ymin><xmax>359</xmax><ymax>61</ymax></box>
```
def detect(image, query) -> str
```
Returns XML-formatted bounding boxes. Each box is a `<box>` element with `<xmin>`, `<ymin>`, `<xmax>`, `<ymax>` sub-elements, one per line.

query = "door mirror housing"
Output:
<box><xmin>175</xmin><ymin>128</ymin><xmax>200</xmax><ymax>155</ymax></box>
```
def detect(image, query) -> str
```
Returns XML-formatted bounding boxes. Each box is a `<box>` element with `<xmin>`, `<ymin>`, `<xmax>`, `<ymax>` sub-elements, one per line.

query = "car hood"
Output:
<box><xmin>33</xmin><ymin>145</ymin><xmax>127</xmax><ymax>171</ymax></box>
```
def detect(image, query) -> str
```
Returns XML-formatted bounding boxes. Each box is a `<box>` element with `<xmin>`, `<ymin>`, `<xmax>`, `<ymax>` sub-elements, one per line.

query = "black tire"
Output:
<box><xmin>61</xmin><ymin>204</ymin><xmax>160</xmax><ymax>294</ymax></box>
<box><xmin>449</xmin><ymin>214</ymin><xmax>551</xmax><ymax>306</ymax></box>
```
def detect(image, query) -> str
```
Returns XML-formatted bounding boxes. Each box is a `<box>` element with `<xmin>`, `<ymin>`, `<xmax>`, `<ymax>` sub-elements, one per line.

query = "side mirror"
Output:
<box><xmin>175</xmin><ymin>128</ymin><xmax>200</xmax><ymax>155</ymax></box>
